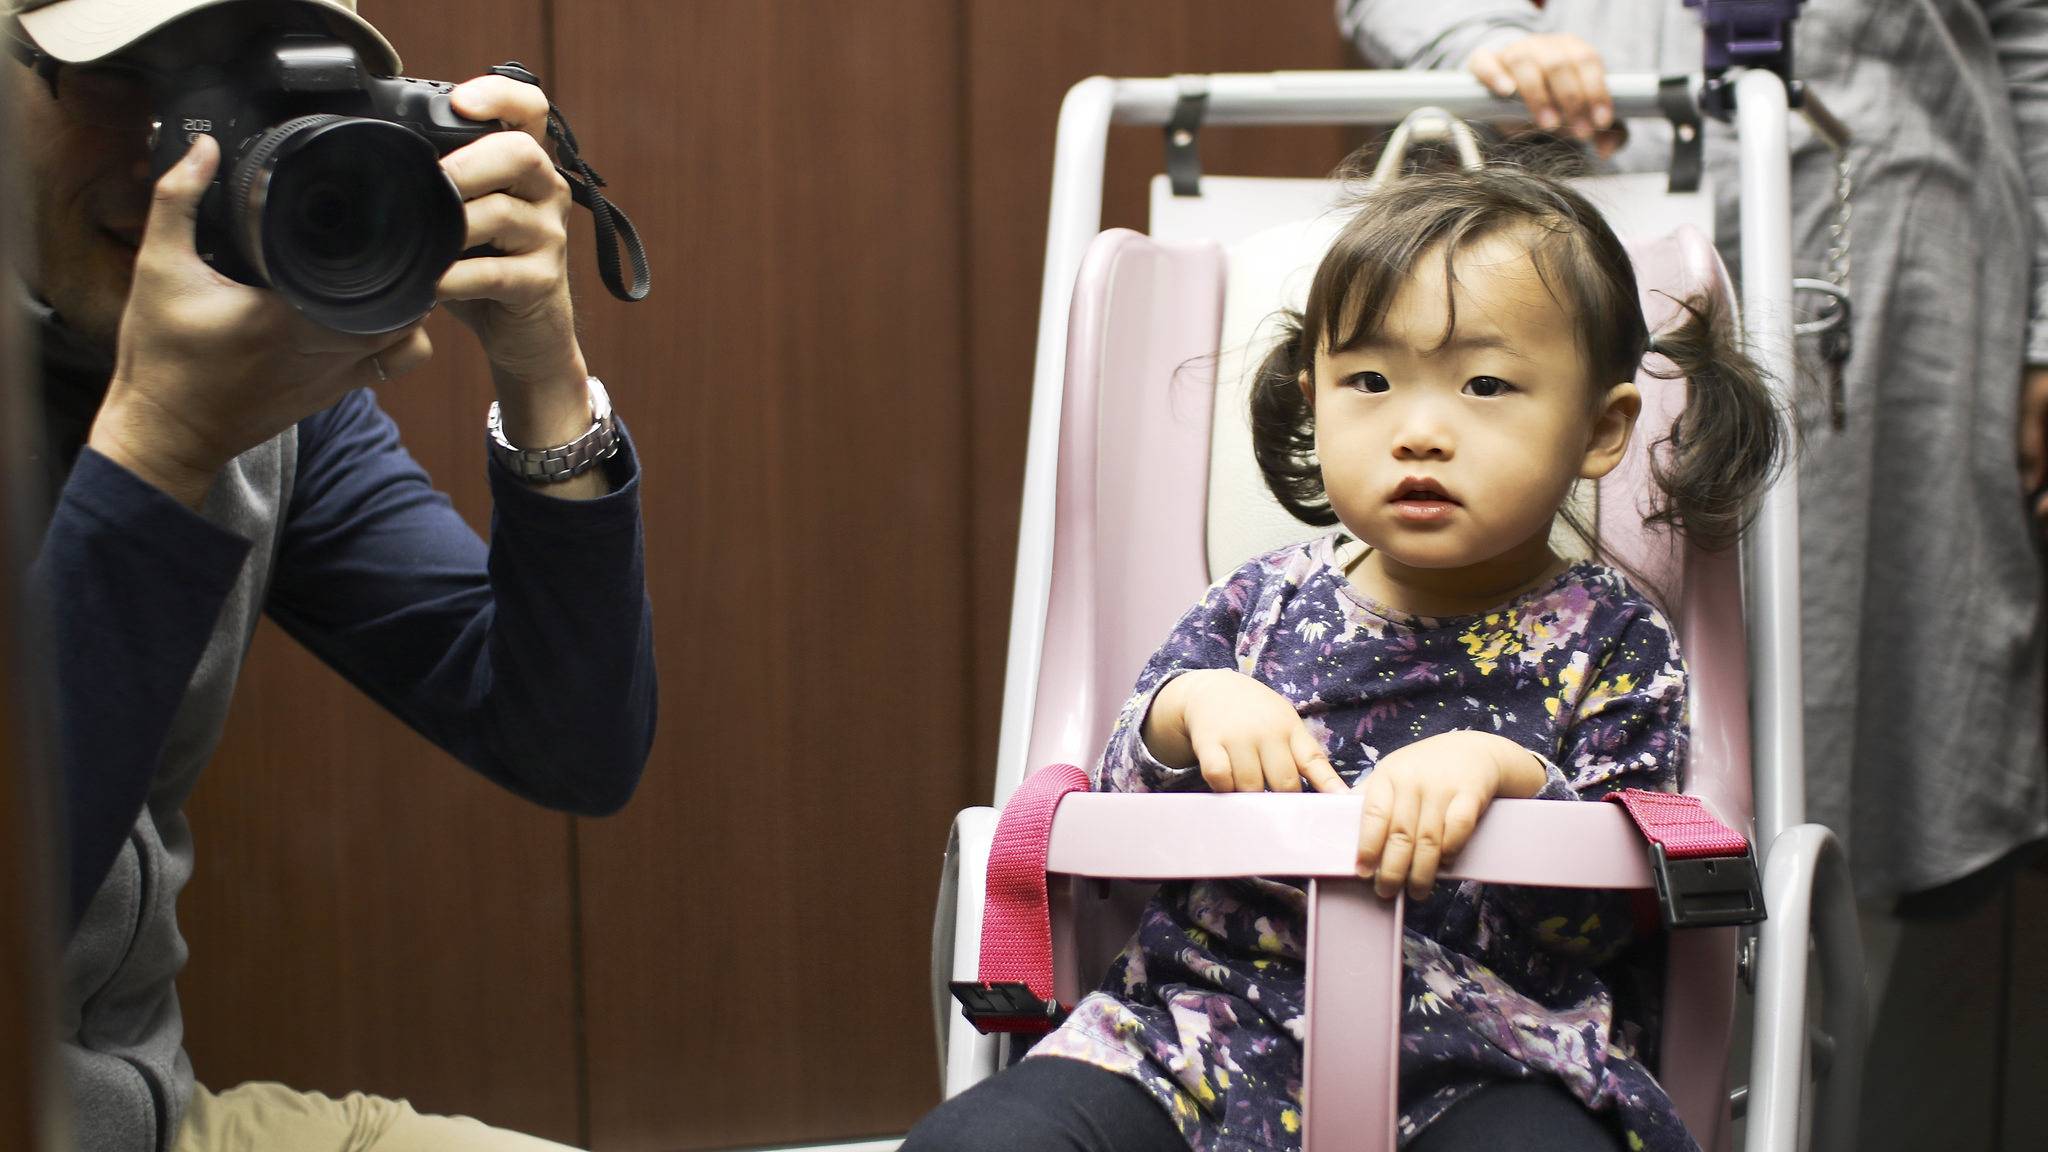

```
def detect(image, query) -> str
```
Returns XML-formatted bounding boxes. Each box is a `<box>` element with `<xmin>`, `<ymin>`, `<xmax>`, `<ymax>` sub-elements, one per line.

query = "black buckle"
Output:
<box><xmin>949</xmin><ymin>980</ymin><xmax>1068</xmax><ymax>1034</ymax></box>
<box><xmin>1649</xmin><ymin>841</ymin><xmax>1766</xmax><ymax>928</ymax></box>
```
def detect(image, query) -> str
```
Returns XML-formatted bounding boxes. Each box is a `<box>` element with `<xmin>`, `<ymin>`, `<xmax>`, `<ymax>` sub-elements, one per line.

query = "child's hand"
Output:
<box><xmin>1144</xmin><ymin>670</ymin><xmax>1348</xmax><ymax>794</ymax></box>
<box><xmin>1354</xmin><ymin>731</ymin><xmax>1551</xmax><ymax>900</ymax></box>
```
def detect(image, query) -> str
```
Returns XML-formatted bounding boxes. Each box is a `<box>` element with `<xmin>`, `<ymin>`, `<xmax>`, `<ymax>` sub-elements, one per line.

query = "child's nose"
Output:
<box><xmin>1391</xmin><ymin>409</ymin><xmax>1453</xmax><ymax>460</ymax></box>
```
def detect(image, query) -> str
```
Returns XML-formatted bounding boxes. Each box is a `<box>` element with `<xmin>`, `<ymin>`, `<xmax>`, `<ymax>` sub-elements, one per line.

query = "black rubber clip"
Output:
<box><xmin>1165</xmin><ymin>84</ymin><xmax>1208</xmax><ymax>198</ymax></box>
<box><xmin>1650</xmin><ymin>841</ymin><xmax>1767</xmax><ymax>929</ymax></box>
<box><xmin>949</xmin><ymin>980</ymin><xmax>1069</xmax><ymax>1035</ymax></box>
<box><xmin>1660</xmin><ymin>75</ymin><xmax>1705</xmax><ymax>194</ymax></box>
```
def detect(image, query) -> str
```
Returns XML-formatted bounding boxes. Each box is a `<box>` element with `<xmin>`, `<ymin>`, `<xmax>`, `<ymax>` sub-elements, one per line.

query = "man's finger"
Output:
<box><xmin>1468</xmin><ymin>50</ymin><xmax>1515</xmax><ymax>98</ymax></box>
<box><xmin>448</xmin><ymin>73</ymin><xmax>550</xmax><ymax>142</ymax></box>
<box><xmin>442</xmin><ymin>130</ymin><xmax>566</xmax><ymax>204</ymax></box>
<box><xmin>1504</xmin><ymin>55</ymin><xmax>1560</xmax><ymax>130</ymax></box>
<box><xmin>2020</xmin><ymin>369</ymin><xmax>2048</xmax><ymax>490</ymax></box>
<box><xmin>1543</xmin><ymin>61</ymin><xmax>1592</xmax><ymax>136</ymax></box>
<box><xmin>1575</xmin><ymin>57</ymin><xmax>1615</xmax><ymax>130</ymax></box>
<box><xmin>140</xmin><ymin>134</ymin><xmax>220</xmax><ymax>261</ymax></box>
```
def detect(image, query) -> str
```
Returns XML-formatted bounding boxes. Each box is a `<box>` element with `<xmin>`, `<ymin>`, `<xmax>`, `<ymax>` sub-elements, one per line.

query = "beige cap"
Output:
<box><xmin>7</xmin><ymin>0</ymin><xmax>399</xmax><ymax>72</ymax></box>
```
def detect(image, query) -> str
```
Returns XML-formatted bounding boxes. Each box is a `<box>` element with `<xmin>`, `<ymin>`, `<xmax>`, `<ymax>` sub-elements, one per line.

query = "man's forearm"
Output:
<box><xmin>36</xmin><ymin>449</ymin><xmax>251</xmax><ymax>930</ymax></box>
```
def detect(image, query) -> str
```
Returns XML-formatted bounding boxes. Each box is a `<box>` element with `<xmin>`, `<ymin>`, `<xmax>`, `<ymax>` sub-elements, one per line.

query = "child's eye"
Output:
<box><xmin>1343</xmin><ymin>371</ymin><xmax>1390</xmax><ymax>394</ymax></box>
<box><xmin>1463</xmin><ymin>376</ymin><xmax>1513</xmax><ymax>397</ymax></box>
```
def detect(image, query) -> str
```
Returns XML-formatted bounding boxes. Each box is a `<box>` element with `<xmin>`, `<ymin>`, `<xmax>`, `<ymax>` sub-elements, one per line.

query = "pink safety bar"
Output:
<box><xmin>1007</xmin><ymin>224</ymin><xmax>1752</xmax><ymax>1152</ymax></box>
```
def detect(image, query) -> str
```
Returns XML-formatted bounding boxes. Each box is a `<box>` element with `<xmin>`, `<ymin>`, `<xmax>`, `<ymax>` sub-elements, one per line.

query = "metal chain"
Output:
<box><xmin>1822</xmin><ymin>142</ymin><xmax>1852</xmax><ymax>295</ymax></box>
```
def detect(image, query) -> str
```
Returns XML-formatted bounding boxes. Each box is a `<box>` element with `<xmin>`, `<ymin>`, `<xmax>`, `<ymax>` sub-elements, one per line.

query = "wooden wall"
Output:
<box><xmin>177</xmin><ymin>4</ymin><xmax>1359</xmax><ymax>1150</ymax></box>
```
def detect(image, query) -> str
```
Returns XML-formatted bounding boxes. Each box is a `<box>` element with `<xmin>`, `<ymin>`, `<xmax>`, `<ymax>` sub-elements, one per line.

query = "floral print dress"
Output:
<box><xmin>1027</xmin><ymin>533</ymin><xmax>1699</xmax><ymax>1152</ymax></box>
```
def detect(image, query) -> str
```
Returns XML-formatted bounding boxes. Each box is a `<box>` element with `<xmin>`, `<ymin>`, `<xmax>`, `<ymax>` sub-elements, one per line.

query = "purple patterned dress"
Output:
<box><xmin>1027</xmin><ymin>533</ymin><xmax>1699</xmax><ymax>1152</ymax></box>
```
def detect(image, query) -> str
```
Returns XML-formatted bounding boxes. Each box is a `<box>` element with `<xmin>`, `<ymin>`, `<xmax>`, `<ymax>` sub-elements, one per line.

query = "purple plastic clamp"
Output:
<box><xmin>1684</xmin><ymin>0</ymin><xmax>1808</xmax><ymax>118</ymax></box>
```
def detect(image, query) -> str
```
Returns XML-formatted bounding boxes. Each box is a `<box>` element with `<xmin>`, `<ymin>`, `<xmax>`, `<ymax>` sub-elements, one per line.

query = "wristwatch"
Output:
<box><xmin>487</xmin><ymin>377</ymin><xmax>620</xmax><ymax>483</ymax></box>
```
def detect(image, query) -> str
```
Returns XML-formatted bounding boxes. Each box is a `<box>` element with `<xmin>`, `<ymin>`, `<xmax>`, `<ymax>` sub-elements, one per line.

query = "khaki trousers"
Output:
<box><xmin>174</xmin><ymin>1082</ymin><xmax>581</xmax><ymax>1152</ymax></box>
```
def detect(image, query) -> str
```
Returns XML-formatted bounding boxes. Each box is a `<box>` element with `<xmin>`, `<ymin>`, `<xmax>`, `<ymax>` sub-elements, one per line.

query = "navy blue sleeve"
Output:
<box><xmin>37</xmin><ymin>450</ymin><xmax>254</xmax><ymax>931</ymax></box>
<box><xmin>268</xmin><ymin>388</ymin><xmax>657</xmax><ymax>817</ymax></box>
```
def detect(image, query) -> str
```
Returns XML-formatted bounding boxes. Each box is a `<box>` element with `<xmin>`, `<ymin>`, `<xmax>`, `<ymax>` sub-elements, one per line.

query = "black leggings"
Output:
<box><xmin>901</xmin><ymin>1056</ymin><xmax>1628</xmax><ymax>1152</ymax></box>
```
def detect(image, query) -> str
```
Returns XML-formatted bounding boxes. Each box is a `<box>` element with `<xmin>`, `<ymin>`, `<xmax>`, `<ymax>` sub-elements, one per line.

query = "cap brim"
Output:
<box><xmin>19</xmin><ymin>0</ymin><xmax>400</xmax><ymax>72</ymax></box>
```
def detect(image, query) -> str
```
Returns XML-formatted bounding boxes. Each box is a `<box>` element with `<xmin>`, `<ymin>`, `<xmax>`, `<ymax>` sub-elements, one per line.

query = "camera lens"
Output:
<box><xmin>230</xmin><ymin>115</ymin><xmax>466</xmax><ymax>334</ymax></box>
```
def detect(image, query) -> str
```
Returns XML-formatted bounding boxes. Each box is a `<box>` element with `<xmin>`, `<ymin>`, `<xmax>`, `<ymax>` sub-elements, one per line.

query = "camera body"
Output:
<box><xmin>148</xmin><ymin>35</ymin><xmax>500</xmax><ymax>333</ymax></box>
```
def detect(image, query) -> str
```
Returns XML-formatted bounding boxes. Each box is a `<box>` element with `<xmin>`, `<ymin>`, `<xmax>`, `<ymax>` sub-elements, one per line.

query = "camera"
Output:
<box><xmin>148</xmin><ymin>34</ymin><xmax>500</xmax><ymax>334</ymax></box>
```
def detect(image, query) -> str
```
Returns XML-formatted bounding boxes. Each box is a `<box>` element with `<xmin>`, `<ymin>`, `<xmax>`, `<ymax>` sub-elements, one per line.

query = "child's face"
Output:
<box><xmin>1305</xmin><ymin>231</ymin><xmax>1638</xmax><ymax>580</ymax></box>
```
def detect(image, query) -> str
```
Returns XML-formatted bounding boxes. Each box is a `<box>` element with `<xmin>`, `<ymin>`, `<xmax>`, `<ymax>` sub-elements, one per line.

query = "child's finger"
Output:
<box><xmin>1224</xmin><ymin>736</ymin><xmax>1264</xmax><ymax>794</ymax></box>
<box><xmin>1355</xmin><ymin>772</ymin><xmax>1395</xmax><ymax>876</ymax></box>
<box><xmin>1194</xmin><ymin>738</ymin><xmax>1235</xmax><ymax>793</ymax></box>
<box><xmin>1408</xmin><ymin>789</ymin><xmax>1452</xmax><ymax>900</ymax></box>
<box><xmin>1259</xmin><ymin>735</ymin><xmax>1301</xmax><ymax>792</ymax></box>
<box><xmin>1440</xmin><ymin>790</ymin><xmax>1484</xmax><ymax>863</ymax></box>
<box><xmin>1292</xmin><ymin>727</ymin><xmax>1346</xmax><ymax>794</ymax></box>
<box><xmin>1374</xmin><ymin>780</ymin><xmax>1423</xmax><ymax>900</ymax></box>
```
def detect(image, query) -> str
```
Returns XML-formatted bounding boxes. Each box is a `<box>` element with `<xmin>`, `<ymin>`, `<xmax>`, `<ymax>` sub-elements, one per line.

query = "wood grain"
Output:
<box><xmin>550</xmin><ymin>2</ymin><xmax>974</xmax><ymax>1146</ymax></box>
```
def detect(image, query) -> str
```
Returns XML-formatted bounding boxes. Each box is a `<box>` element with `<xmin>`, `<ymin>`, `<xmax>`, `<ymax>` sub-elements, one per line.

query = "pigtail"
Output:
<box><xmin>1643</xmin><ymin>293</ymin><xmax>1789</xmax><ymax>552</ymax></box>
<box><xmin>1249</xmin><ymin>314</ymin><xmax>1340</xmax><ymax>526</ymax></box>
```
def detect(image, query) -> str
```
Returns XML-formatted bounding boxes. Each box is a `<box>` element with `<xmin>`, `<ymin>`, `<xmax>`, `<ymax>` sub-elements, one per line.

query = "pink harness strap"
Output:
<box><xmin>1605</xmin><ymin>788</ymin><xmax>1750</xmax><ymax>858</ymax></box>
<box><xmin>952</xmin><ymin>763</ymin><xmax>1091</xmax><ymax>1034</ymax></box>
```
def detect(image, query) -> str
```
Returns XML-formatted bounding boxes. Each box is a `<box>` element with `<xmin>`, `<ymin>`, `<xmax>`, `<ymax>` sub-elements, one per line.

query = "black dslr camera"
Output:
<box><xmin>148</xmin><ymin>34</ymin><xmax>499</xmax><ymax>334</ymax></box>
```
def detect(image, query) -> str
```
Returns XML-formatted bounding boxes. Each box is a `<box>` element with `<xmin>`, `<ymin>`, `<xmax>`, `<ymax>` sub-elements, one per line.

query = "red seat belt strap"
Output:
<box><xmin>950</xmin><ymin>763</ymin><xmax>1091</xmax><ymax>1034</ymax></box>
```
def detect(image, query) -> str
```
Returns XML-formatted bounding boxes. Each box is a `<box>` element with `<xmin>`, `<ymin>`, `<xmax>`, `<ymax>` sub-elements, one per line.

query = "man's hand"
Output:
<box><xmin>1469</xmin><ymin>34</ymin><xmax>1627</xmax><ymax>160</ymax></box>
<box><xmin>1353</xmin><ymin>731</ymin><xmax>1550</xmax><ymax>900</ymax></box>
<box><xmin>1144</xmin><ymin>669</ymin><xmax>1348</xmax><ymax>795</ymax></box>
<box><xmin>90</xmin><ymin>134</ymin><xmax>432</xmax><ymax>509</ymax></box>
<box><xmin>2019</xmin><ymin>366</ymin><xmax>2048</xmax><ymax>533</ymax></box>
<box><xmin>439</xmin><ymin>75</ymin><xmax>594</xmax><ymax>459</ymax></box>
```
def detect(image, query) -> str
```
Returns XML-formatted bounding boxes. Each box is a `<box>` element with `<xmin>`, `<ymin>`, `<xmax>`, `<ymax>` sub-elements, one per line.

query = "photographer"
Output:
<box><xmin>9</xmin><ymin>0</ymin><xmax>656</xmax><ymax>1148</ymax></box>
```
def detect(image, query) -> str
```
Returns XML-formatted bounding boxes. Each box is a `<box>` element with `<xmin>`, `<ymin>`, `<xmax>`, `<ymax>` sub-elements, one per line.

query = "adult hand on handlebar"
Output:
<box><xmin>2018</xmin><ymin>366</ymin><xmax>2048</xmax><ymax>533</ymax></box>
<box><xmin>89</xmin><ymin>133</ymin><xmax>432</xmax><ymax>509</ymax></box>
<box><xmin>1469</xmin><ymin>34</ymin><xmax>1628</xmax><ymax>160</ymax></box>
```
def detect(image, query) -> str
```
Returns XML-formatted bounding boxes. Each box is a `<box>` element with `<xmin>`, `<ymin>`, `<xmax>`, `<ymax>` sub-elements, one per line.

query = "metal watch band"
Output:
<box><xmin>487</xmin><ymin>377</ymin><xmax>620</xmax><ymax>484</ymax></box>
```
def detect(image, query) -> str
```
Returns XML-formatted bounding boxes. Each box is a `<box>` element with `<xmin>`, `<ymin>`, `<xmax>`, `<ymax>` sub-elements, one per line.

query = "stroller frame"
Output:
<box><xmin>944</xmin><ymin>67</ymin><xmax>1865</xmax><ymax>1152</ymax></box>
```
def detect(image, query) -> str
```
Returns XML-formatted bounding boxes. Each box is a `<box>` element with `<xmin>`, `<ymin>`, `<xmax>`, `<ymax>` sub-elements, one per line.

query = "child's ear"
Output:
<box><xmin>1579</xmin><ymin>381</ymin><xmax>1642</xmax><ymax>480</ymax></box>
<box><xmin>1297</xmin><ymin>369</ymin><xmax>1314</xmax><ymax>407</ymax></box>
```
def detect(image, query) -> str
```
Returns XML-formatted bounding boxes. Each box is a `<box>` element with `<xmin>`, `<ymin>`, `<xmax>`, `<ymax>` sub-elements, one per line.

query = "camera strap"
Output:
<box><xmin>491</xmin><ymin>63</ymin><xmax>651</xmax><ymax>302</ymax></box>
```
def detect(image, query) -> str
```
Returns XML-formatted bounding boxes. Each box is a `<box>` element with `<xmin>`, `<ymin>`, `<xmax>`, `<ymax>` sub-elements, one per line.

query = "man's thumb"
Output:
<box><xmin>142</xmin><ymin>133</ymin><xmax>219</xmax><ymax>253</ymax></box>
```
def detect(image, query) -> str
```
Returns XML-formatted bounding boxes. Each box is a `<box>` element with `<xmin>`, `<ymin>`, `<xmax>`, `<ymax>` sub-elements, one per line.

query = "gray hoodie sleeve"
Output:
<box><xmin>1980</xmin><ymin>0</ymin><xmax>2048</xmax><ymax>365</ymax></box>
<box><xmin>1335</xmin><ymin>0</ymin><xmax>1546</xmax><ymax>69</ymax></box>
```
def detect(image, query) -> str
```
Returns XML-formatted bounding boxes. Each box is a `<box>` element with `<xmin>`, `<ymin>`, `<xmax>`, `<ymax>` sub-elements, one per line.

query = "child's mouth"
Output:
<box><xmin>1390</xmin><ymin>478</ymin><xmax>1459</xmax><ymax>523</ymax></box>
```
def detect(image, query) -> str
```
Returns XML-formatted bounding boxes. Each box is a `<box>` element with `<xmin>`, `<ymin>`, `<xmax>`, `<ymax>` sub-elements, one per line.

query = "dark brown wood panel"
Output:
<box><xmin>176</xmin><ymin>5</ymin><xmax>584</xmax><ymax>1144</ymax></box>
<box><xmin>962</xmin><ymin>3</ymin><xmax>1364</xmax><ymax>780</ymax></box>
<box><xmin>552</xmin><ymin>2</ymin><xmax>973</xmax><ymax>1148</ymax></box>
<box><xmin>2</xmin><ymin>126</ymin><xmax>60</xmax><ymax>1149</ymax></box>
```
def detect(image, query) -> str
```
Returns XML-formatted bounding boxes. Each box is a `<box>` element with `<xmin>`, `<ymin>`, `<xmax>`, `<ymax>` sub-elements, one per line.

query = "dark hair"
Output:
<box><xmin>1249</xmin><ymin>165</ymin><xmax>1785</xmax><ymax>553</ymax></box>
